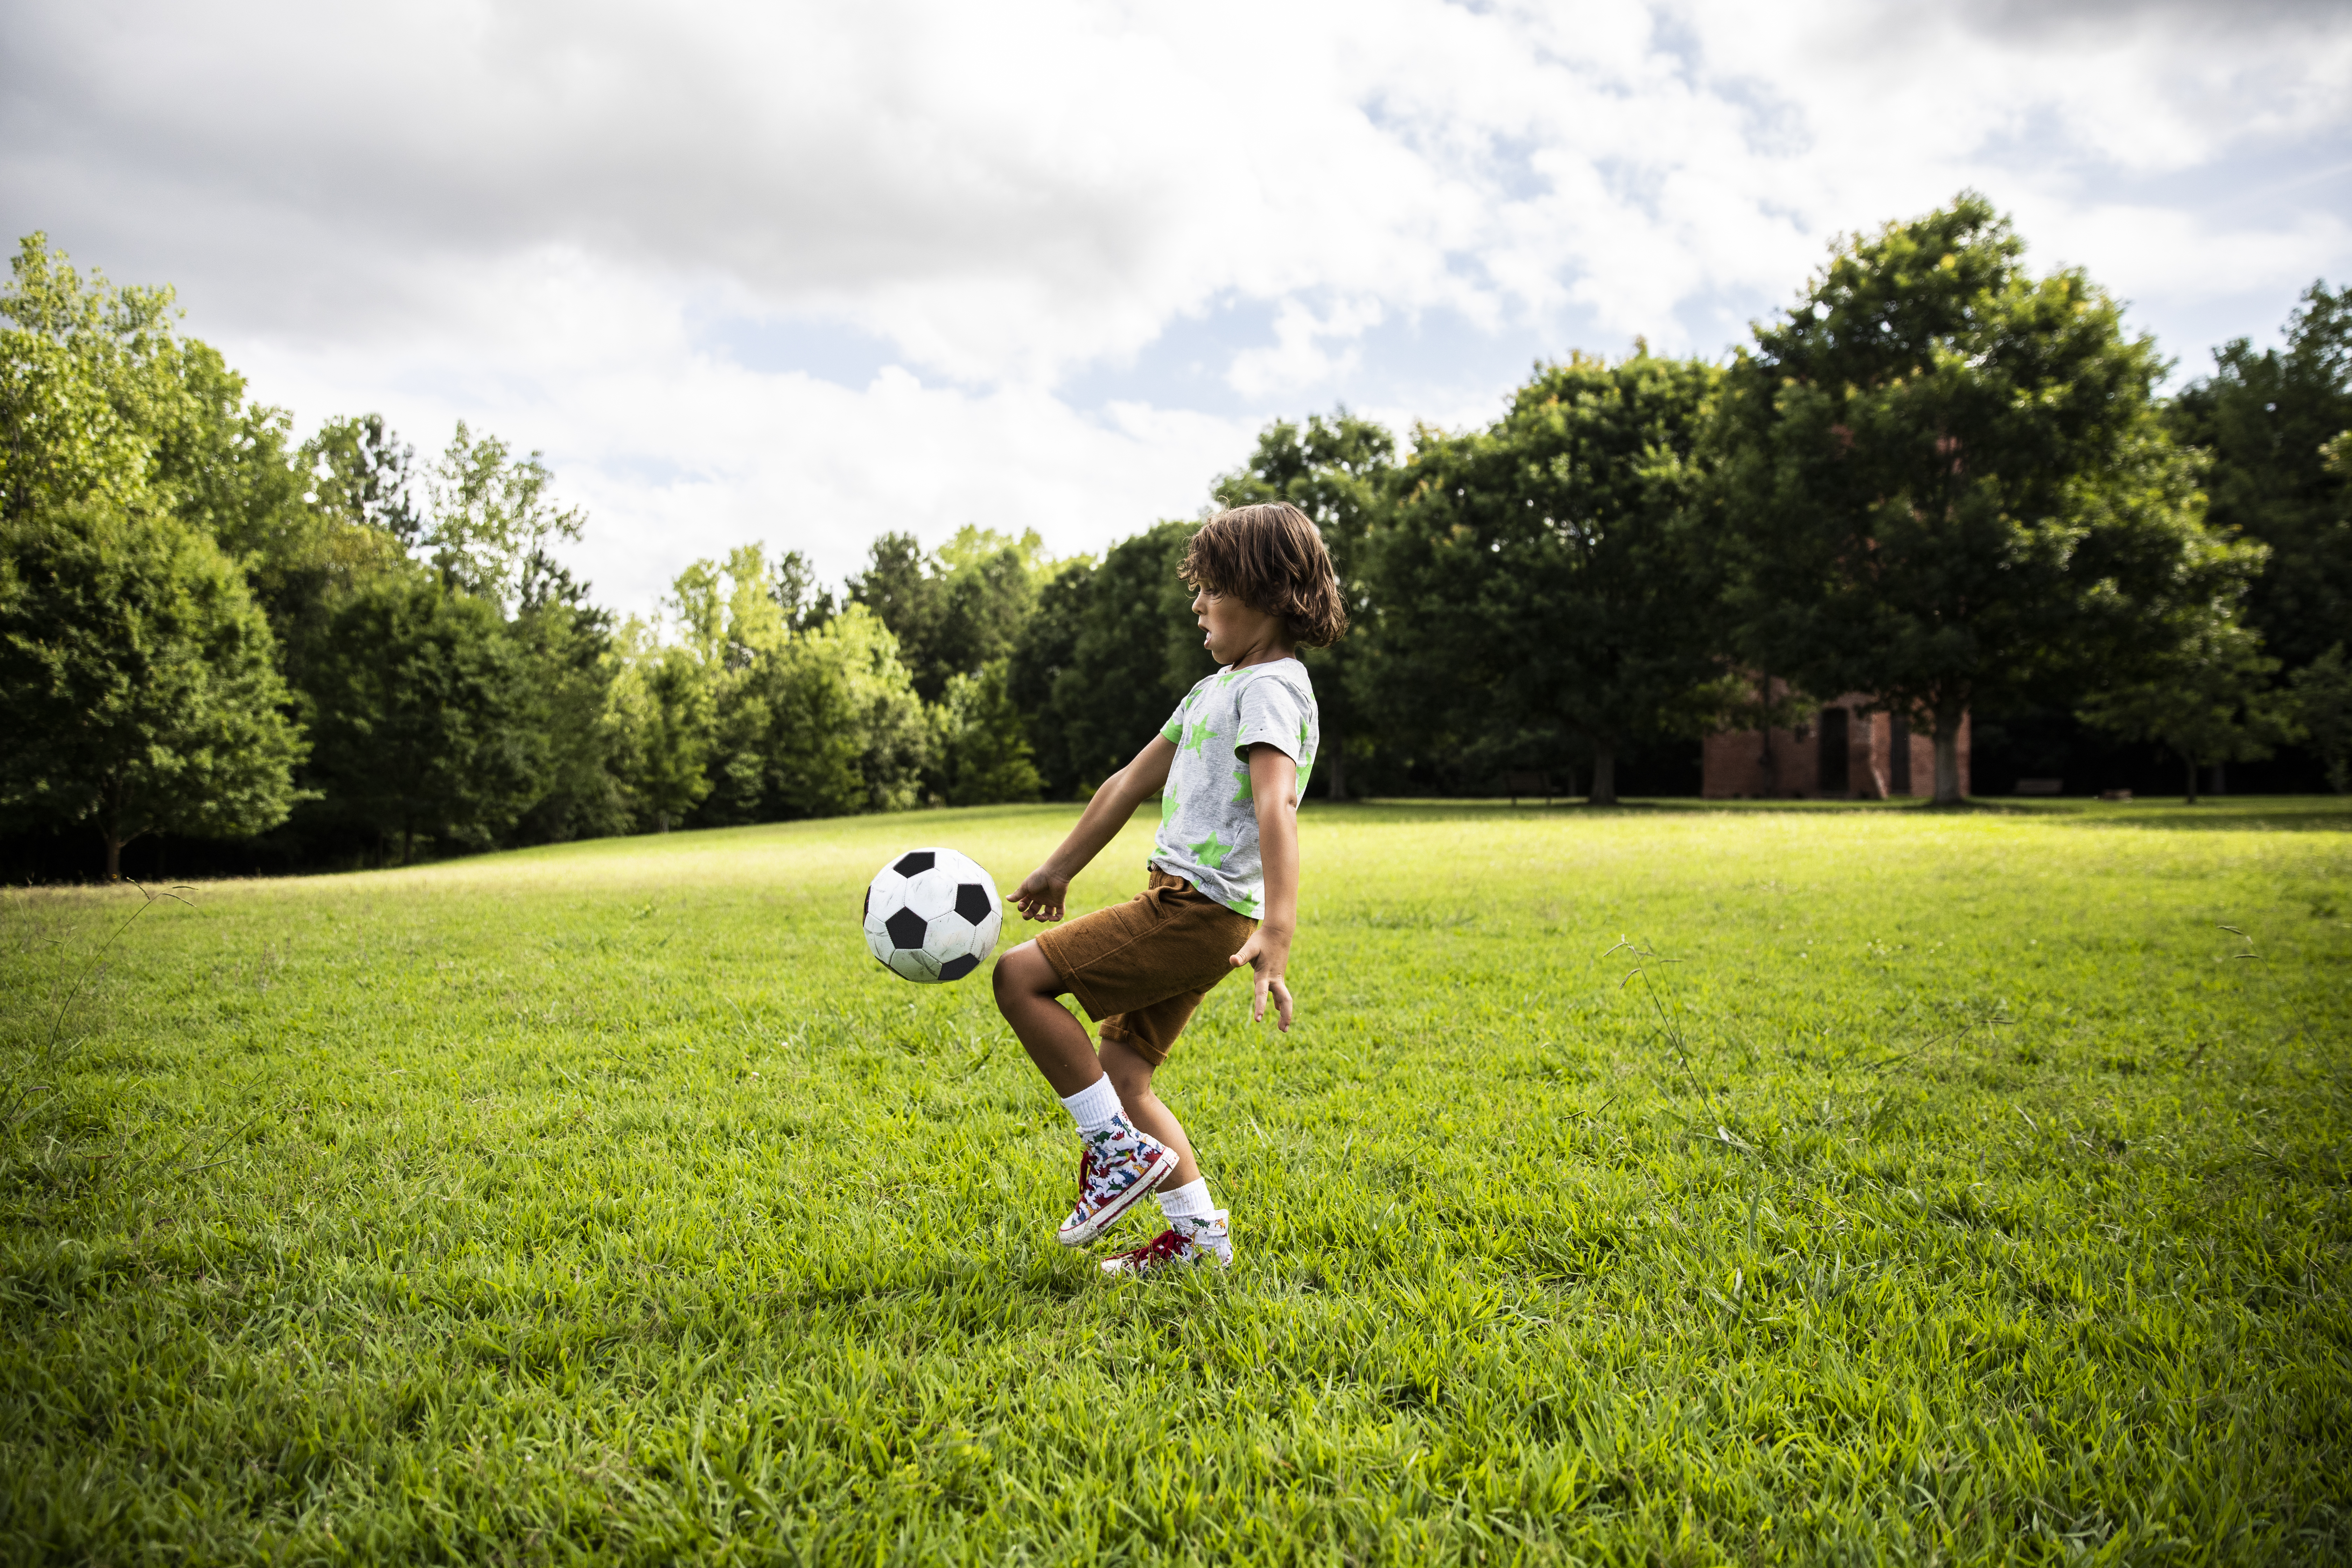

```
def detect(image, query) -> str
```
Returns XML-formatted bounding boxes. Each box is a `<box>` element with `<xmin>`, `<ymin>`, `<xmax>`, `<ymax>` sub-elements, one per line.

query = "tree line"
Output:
<box><xmin>5</xmin><ymin>194</ymin><xmax>2348</xmax><ymax>879</ymax></box>
<box><xmin>1015</xmin><ymin>196</ymin><xmax>2349</xmax><ymax>808</ymax></box>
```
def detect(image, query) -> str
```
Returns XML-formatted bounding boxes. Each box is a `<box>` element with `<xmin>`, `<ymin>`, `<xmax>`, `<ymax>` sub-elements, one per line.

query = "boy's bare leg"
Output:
<box><xmin>992</xmin><ymin>942</ymin><xmax>1106</xmax><ymax>1097</ymax></box>
<box><xmin>1099</xmin><ymin>1037</ymin><xmax>1201</xmax><ymax>1188</ymax></box>
<box><xmin>995</xmin><ymin>944</ymin><xmax>1202</xmax><ymax>1187</ymax></box>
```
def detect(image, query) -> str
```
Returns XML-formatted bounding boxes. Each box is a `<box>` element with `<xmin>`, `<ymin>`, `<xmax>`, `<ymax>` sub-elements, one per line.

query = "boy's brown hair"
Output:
<box><xmin>1178</xmin><ymin>503</ymin><xmax>1349</xmax><ymax>649</ymax></box>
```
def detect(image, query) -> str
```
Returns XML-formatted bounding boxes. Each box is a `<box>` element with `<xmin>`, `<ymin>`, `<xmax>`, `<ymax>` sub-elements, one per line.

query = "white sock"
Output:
<box><xmin>1157</xmin><ymin>1177</ymin><xmax>1216</xmax><ymax>1222</ymax></box>
<box><xmin>1058</xmin><ymin>1074</ymin><xmax>1125</xmax><ymax>1135</ymax></box>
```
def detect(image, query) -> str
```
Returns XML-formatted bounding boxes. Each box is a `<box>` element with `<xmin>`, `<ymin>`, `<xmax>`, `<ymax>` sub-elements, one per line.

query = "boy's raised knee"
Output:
<box><xmin>992</xmin><ymin>940</ymin><xmax>1055</xmax><ymax>1011</ymax></box>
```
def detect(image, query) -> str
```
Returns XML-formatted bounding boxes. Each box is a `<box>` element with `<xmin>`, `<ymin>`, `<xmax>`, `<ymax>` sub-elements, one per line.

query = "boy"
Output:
<box><xmin>991</xmin><ymin>502</ymin><xmax>1348</xmax><ymax>1276</ymax></box>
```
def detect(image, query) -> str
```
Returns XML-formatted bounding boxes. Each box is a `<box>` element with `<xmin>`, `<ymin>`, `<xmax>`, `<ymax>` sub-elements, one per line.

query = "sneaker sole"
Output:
<box><xmin>1101</xmin><ymin>1250</ymin><xmax>1230</xmax><ymax>1277</ymax></box>
<box><xmin>1055</xmin><ymin>1145</ymin><xmax>1178</xmax><ymax>1247</ymax></box>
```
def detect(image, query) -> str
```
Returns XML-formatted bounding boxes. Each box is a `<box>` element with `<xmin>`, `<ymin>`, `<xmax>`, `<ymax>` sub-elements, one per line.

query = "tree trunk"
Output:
<box><xmin>100</xmin><ymin>778</ymin><xmax>128</xmax><ymax>881</ymax></box>
<box><xmin>1326</xmin><ymin>724</ymin><xmax>1347</xmax><ymax>800</ymax></box>
<box><xmin>2183</xmin><ymin>753</ymin><xmax>2198</xmax><ymax>805</ymax></box>
<box><xmin>1589</xmin><ymin>747</ymin><xmax>1618</xmax><ymax>806</ymax></box>
<box><xmin>1932</xmin><ymin>727</ymin><xmax>1964</xmax><ymax>805</ymax></box>
<box><xmin>401</xmin><ymin>824</ymin><xmax>415</xmax><ymax>864</ymax></box>
<box><xmin>656</xmin><ymin>810</ymin><xmax>671</xmax><ymax>833</ymax></box>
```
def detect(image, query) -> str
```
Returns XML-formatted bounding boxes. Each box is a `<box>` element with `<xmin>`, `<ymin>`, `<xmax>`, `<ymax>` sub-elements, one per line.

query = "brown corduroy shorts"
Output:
<box><xmin>1032</xmin><ymin>866</ymin><xmax>1258</xmax><ymax>1065</ymax></box>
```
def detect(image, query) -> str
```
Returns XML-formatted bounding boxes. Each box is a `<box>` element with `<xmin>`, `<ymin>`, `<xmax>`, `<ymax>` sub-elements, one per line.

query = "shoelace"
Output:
<box><xmin>1109</xmin><ymin>1229</ymin><xmax>1192</xmax><ymax>1271</ymax></box>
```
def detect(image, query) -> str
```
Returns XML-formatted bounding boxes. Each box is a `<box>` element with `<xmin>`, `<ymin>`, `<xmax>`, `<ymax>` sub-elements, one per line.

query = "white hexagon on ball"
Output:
<box><xmin>863</xmin><ymin>847</ymin><xmax>1003</xmax><ymax>984</ymax></box>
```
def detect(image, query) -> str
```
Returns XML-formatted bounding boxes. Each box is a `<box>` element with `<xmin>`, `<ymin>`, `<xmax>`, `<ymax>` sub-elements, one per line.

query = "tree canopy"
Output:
<box><xmin>1707</xmin><ymin>194</ymin><xmax>2265</xmax><ymax>802</ymax></box>
<box><xmin>0</xmin><ymin>497</ymin><xmax>304</xmax><ymax>876</ymax></box>
<box><xmin>2169</xmin><ymin>282</ymin><xmax>2352</xmax><ymax>672</ymax></box>
<box><xmin>1008</xmin><ymin>520</ymin><xmax>1213</xmax><ymax>799</ymax></box>
<box><xmin>848</xmin><ymin>526</ymin><xmax>1056</xmax><ymax>705</ymax></box>
<box><xmin>1372</xmin><ymin>352</ymin><xmax>1731</xmax><ymax>804</ymax></box>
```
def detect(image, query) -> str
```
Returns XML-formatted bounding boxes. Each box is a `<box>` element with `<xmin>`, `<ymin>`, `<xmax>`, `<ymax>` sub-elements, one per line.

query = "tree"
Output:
<box><xmin>667</xmin><ymin>542</ymin><xmax>803</xmax><ymax>825</ymax></box>
<box><xmin>302</xmin><ymin>570</ymin><xmax>535</xmax><ymax>862</ymax></box>
<box><xmin>848</xmin><ymin>526</ymin><xmax>1054</xmax><ymax>703</ymax></box>
<box><xmin>0</xmin><ymin>498</ymin><xmax>304</xmax><ymax>877</ymax></box>
<box><xmin>2288</xmin><ymin>643</ymin><xmax>2352</xmax><ymax>793</ymax></box>
<box><xmin>421</xmin><ymin>421</ymin><xmax>584</xmax><ymax>608</ymax></box>
<box><xmin>1371</xmin><ymin>354</ymin><xmax>1732</xmax><ymax>804</ymax></box>
<box><xmin>844</xmin><ymin>530</ymin><xmax>933</xmax><ymax>649</ymax></box>
<box><xmin>304</xmin><ymin>414</ymin><xmax>420</xmax><ymax>543</ymax></box>
<box><xmin>1007</xmin><ymin>520</ymin><xmax>1212</xmax><ymax>798</ymax></box>
<box><xmin>1004</xmin><ymin>558</ymin><xmax>1093</xmax><ymax>796</ymax></box>
<box><xmin>2169</xmin><ymin>282</ymin><xmax>2351</xmax><ymax>672</ymax></box>
<box><xmin>146</xmin><ymin>340</ymin><xmax>308</xmax><ymax>557</ymax></box>
<box><xmin>170</xmin><ymin>379</ymin><xmax>409</xmax><ymax>694</ymax></box>
<box><xmin>610</xmin><ymin>637</ymin><xmax>713</xmax><ymax>832</ymax></box>
<box><xmin>1708</xmin><ymin>194</ymin><xmax>2264</xmax><ymax>803</ymax></box>
<box><xmin>928</xmin><ymin>658</ymin><xmax>1045</xmax><ymax>806</ymax></box>
<box><xmin>770</xmin><ymin>547</ymin><xmax>836</xmax><ymax>633</ymax></box>
<box><xmin>509</xmin><ymin>554</ymin><xmax>630</xmax><ymax>843</ymax></box>
<box><xmin>2</xmin><ymin>232</ymin><xmax>334</xmax><ymax>599</ymax></box>
<box><xmin>4</xmin><ymin>234</ymin><xmax>406</xmax><ymax>719</ymax></box>
<box><xmin>649</xmin><ymin>546</ymin><xmax>928</xmax><ymax>824</ymax></box>
<box><xmin>938</xmin><ymin>525</ymin><xmax>1051</xmax><ymax>673</ymax></box>
<box><xmin>2078</xmin><ymin>618</ymin><xmax>2298</xmax><ymax>803</ymax></box>
<box><xmin>1212</xmin><ymin>410</ymin><xmax>1393</xmax><ymax>798</ymax></box>
<box><xmin>0</xmin><ymin>233</ymin><xmax>174</xmax><ymax>525</ymax></box>
<box><xmin>766</xmin><ymin>604</ymin><xmax>929</xmax><ymax>817</ymax></box>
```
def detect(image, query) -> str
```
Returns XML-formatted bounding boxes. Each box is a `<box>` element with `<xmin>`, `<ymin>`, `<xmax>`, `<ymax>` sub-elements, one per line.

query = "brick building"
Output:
<box><xmin>1702</xmin><ymin>686</ymin><xmax>1969</xmax><ymax>799</ymax></box>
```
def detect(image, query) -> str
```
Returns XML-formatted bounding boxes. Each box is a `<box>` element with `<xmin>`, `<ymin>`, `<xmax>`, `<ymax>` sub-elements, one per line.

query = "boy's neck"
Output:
<box><xmin>1227</xmin><ymin>639</ymin><xmax>1295</xmax><ymax>671</ymax></box>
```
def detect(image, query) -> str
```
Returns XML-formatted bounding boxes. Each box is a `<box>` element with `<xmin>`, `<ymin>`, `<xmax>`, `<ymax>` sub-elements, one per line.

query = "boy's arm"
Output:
<box><xmin>1010</xmin><ymin>734</ymin><xmax>1177</xmax><ymax>922</ymax></box>
<box><xmin>1229</xmin><ymin>742</ymin><xmax>1300</xmax><ymax>1030</ymax></box>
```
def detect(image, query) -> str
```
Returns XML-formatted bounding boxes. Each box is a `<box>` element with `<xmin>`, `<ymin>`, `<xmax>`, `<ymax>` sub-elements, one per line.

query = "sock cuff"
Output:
<box><xmin>1058</xmin><ymin>1074</ymin><xmax>1124</xmax><ymax>1134</ymax></box>
<box><xmin>1157</xmin><ymin>1177</ymin><xmax>1216</xmax><ymax>1220</ymax></box>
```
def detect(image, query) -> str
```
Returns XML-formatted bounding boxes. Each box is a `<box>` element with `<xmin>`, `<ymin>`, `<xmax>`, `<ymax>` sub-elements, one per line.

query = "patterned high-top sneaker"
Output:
<box><xmin>1100</xmin><ymin>1211</ymin><xmax>1232</xmax><ymax>1276</ymax></box>
<box><xmin>1056</xmin><ymin>1118</ymin><xmax>1178</xmax><ymax>1246</ymax></box>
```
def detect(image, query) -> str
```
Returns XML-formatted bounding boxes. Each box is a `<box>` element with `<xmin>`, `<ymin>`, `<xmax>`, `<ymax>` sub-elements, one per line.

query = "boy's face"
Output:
<box><xmin>1192</xmin><ymin>587</ymin><xmax>1286</xmax><ymax>665</ymax></box>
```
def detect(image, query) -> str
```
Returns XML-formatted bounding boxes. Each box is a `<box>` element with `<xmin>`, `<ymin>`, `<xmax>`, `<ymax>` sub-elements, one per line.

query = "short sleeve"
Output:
<box><xmin>1159</xmin><ymin>692</ymin><xmax>1189</xmax><ymax>744</ymax></box>
<box><xmin>1233</xmin><ymin>674</ymin><xmax>1310</xmax><ymax>765</ymax></box>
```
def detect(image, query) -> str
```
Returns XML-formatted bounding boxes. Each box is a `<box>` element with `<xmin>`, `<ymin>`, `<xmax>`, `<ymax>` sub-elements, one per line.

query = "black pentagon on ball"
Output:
<box><xmin>884</xmin><ymin>906</ymin><xmax>930</xmax><ymax>950</ymax></box>
<box><xmin>862</xmin><ymin>886</ymin><xmax>870</xmax><ymax>919</ymax></box>
<box><xmin>937</xmin><ymin>953</ymin><xmax>980</xmax><ymax>982</ymax></box>
<box><xmin>893</xmin><ymin>850</ymin><xmax>936</xmax><ymax>877</ymax></box>
<box><xmin>954</xmin><ymin>882</ymin><xmax>992</xmax><ymax>923</ymax></box>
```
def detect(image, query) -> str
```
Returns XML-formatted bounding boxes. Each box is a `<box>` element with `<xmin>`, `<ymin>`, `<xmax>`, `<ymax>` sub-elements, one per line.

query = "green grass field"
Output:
<box><xmin>4</xmin><ymin>798</ymin><xmax>2348</xmax><ymax>1564</ymax></box>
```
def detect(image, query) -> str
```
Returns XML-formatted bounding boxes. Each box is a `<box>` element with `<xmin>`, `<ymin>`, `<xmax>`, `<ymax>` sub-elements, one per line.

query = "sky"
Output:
<box><xmin>6</xmin><ymin>0</ymin><xmax>2350</xmax><ymax>614</ymax></box>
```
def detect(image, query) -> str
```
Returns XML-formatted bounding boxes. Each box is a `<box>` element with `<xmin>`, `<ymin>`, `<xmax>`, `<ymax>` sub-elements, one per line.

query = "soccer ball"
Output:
<box><xmin>863</xmin><ymin>847</ymin><xmax>1003</xmax><ymax>983</ymax></box>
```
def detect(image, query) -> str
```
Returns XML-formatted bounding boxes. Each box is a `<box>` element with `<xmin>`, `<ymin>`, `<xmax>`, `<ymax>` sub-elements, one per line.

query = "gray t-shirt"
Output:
<box><xmin>1149</xmin><ymin>658</ymin><xmax>1318</xmax><ymax>918</ymax></box>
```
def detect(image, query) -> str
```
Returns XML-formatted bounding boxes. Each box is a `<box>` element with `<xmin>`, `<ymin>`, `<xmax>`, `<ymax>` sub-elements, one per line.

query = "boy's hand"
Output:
<box><xmin>1229</xmin><ymin>926</ymin><xmax>1294</xmax><ymax>1030</ymax></box>
<box><xmin>1010</xmin><ymin>867</ymin><xmax>1071</xmax><ymax>923</ymax></box>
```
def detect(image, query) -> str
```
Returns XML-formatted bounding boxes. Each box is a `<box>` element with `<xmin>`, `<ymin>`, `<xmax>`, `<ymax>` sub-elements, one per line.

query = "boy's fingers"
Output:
<box><xmin>1273</xmin><ymin>979</ymin><xmax>1294</xmax><ymax>1031</ymax></box>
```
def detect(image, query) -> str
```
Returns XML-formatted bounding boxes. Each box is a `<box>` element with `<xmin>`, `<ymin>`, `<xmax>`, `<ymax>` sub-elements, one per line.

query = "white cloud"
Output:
<box><xmin>4</xmin><ymin>0</ymin><xmax>2347</xmax><ymax>610</ymax></box>
<box><xmin>228</xmin><ymin>271</ymin><xmax>1258</xmax><ymax>606</ymax></box>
